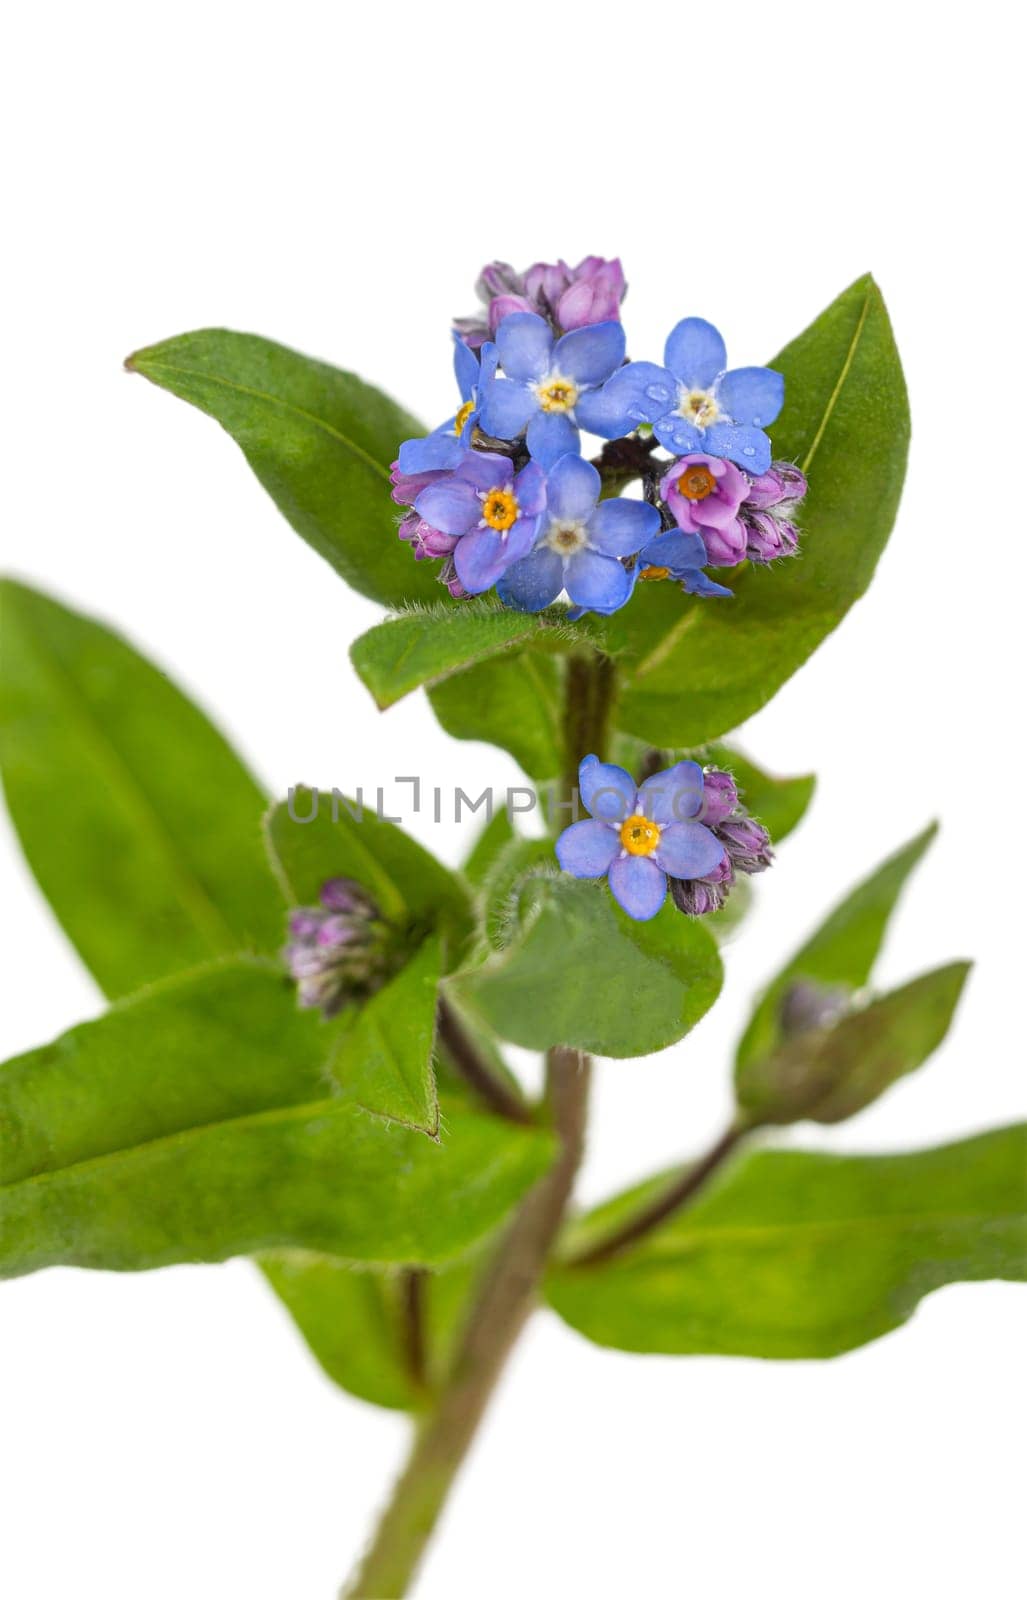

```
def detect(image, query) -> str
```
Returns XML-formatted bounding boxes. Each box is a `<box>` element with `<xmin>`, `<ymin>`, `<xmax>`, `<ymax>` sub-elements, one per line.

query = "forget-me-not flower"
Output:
<box><xmin>478</xmin><ymin>311</ymin><xmax>626</xmax><ymax>468</ymax></box>
<box><xmin>576</xmin><ymin>318</ymin><xmax>784</xmax><ymax>476</ymax></box>
<box><xmin>497</xmin><ymin>454</ymin><xmax>660</xmax><ymax>616</ymax></box>
<box><xmin>414</xmin><ymin>450</ymin><xmax>545</xmax><ymax>596</ymax></box>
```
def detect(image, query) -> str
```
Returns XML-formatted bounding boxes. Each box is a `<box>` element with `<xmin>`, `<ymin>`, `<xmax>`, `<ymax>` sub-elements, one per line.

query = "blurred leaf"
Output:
<box><xmin>478</xmin><ymin>835</ymin><xmax>557</xmax><ymax>950</ymax></box>
<box><xmin>736</xmin><ymin>962</ymin><xmax>971</xmax><ymax>1126</ymax></box>
<box><xmin>735</xmin><ymin>822</ymin><xmax>937</xmax><ymax>1072</ymax></box>
<box><xmin>265</xmin><ymin>786</ymin><xmax>470</xmax><ymax>949</ymax></box>
<box><xmin>331</xmin><ymin>935</ymin><xmax>441</xmax><ymax>1136</ymax></box>
<box><xmin>547</xmin><ymin>1126</ymin><xmax>1027</xmax><ymax>1358</ymax></box>
<box><xmin>0</xmin><ymin>960</ymin><xmax>555</xmax><ymax>1279</ymax></box>
<box><xmin>351</xmin><ymin>603</ymin><xmax>541</xmax><ymax>709</ymax></box>
<box><xmin>0</xmin><ymin>579</ymin><xmax>281</xmax><ymax>998</ymax></box>
<box><xmin>461</xmin><ymin>807</ymin><xmax>516</xmax><ymax>890</ymax></box>
<box><xmin>428</xmin><ymin>648</ymin><xmax>564</xmax><ymax>780</ymax></box>
<box><xmin>127</xmin><ymin>329</ymin><xmax>441</xmax><ymax>608</ymax></box>
<box><xmin>449</xmin><ymin>874</ymin><xmax>723</xmax><ymax>1058</ymax></box>
<box><xmin>610</xmin><ymin>276</ymin><xmax>910</xmax><ymax>745</ymax></box>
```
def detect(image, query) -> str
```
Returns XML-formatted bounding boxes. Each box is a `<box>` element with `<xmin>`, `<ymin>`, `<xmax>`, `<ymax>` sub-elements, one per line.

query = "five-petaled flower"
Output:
<box><xmin>555</xmin><ymin>755</ymin><xmax>726</xmax><ymax>921</ymax></box>
<box><xmin>413</xmin><ymin>451</ymin><xmax>546</xmax><ymax>595</ymax></box>
<box><xmin>479</xmin><ymin>311</ymin><xmax>626</xmax><ymax>469</ymax></box>
<box><xmin>660</xmin><ymin>453</ymin><xmax>750</xmax><ymax>566</ymax></box>
<box><xmin>497</xmin><ymin>454</ymin><xmax>660</xmax><ymax>616</ymax></box>
<box><xmin>637</xmin><ymin>528</ymin><xmax>733</xmax><ymax>597</ymax></box>
<box><xmin>397</xmin><ymin>339</ymin><xmax>496</xmax><ymax>477</ymax></box>
<box><xmin>581</xmin><ymin>317</ymin><xmax>784</xmax><ymax>476</ymax></box>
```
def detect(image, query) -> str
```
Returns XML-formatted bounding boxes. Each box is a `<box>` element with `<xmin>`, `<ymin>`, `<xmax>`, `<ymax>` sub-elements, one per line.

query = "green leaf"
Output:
<box><xmin>259</xmin><ymin>1253</ymin><xmax>423</xmax><ymax>1411</ymax></box>
<box><xmin>736</xmin><ymin>962</ymin><xmax>971</xmax><ymax>1126</ymax></box>
<box><xmin>127</xmin><ymin>329</ymin><xmax>441</xmax><ymax>609</ymax></box>
<box><xmin>428</xmin><ymin>648</ymin><xmax>564</xmax><ymax>780</ymax></box>
<box><xmin>735</xmin><ymin>822</ymin><xmax>937</xmax><ymax>1071</ymax></box>
<box><xmin>0</xmin><ymin>960</ymin><xmax>555</xmax><ymax>1279</ymax></box>
<box><xmin>331</xmin><ymin>934</ymin><xmax>441</xmax><ymax>1136</ymax></box>
<box><xmin>351</xmin><ymin>602</ymin><xmax>543</xmax><ymax>709</ymax></box>
<box><xmin>546</xmin><ymin>1126</ymin><xmax>1027</xmax><ymax>1359</ymax></box>
<box><xmin>0</xmin><ymin>580</ymin><xmax>281</xmax><ymax>998</ymax></box>
<box><xmin>611</xmin><ymin>276</ymin><xmax>910</xmax><ymax>745</ymax></box>
<box><xmin>448</xmin><ymin>874</ymin><xmax>723</xmax><ymax>1057</ymax></box>
<box><xmin>704</xmin><ymin>744</ymin><xmax>815</xmax><ymax>843</ymax></box>
<box><xmin>461</xmin><ymin>806</ymin><xmax>516</xmax><ymax>890</ymax></box>
<box><xmin>265</xmin><ymin>786</ymin><xmax>470</xmax><ymax>946</ymax></box>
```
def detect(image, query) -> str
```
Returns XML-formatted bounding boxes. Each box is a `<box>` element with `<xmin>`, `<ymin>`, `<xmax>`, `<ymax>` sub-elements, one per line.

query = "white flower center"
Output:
<box><xmin>677</xmin><ymin>386</ymin><xmax>721</xmax><ymax>427</ymax></box>
<box><xmin>545</xmin><ymin>518</ymin><xmax>590</xmax><ymax>557</ymax></box>
<box><xmin>532</xmin><ymin>370</ymin><xmax>580</xmax><ymax>415</ymax></box>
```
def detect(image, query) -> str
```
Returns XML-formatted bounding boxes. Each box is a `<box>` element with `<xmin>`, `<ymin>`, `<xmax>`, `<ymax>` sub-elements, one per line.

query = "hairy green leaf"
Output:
<box><xmin>0</xmin><ymin>580</ymin><xmax>281</xmax><ymax>997</ymax></box>
<box><xmin>127</xmin><ymin>330</ymin><xmax>440</xmax><ymax>608</ymax></box>
<box><xmin>449</xmin><ymin>874</ymin><xmax>723</xmax><ymax>1057</ymax></box>
<box><xmin>331</xmin><ymin>935</ymin><xmax>441</xmax><ymax>1136</ymax></box>
<box><xmin>351</xmin><ymin>603</ymin><xmax>542</xmax><ymax>709</ymax></box>
<box><xmin>736</xmin><ymin>962</ymin><xmax>971</xmax><ymax>1126</ymax></box>
<box><xmin>461</xmin><ymin>806</ymin><xmax>516</xmax><ymax>890</ymax></box>
<box><xmin>428</xmin><ymin>648</ymin><xmax>564</xmax><ymax>780</ymax></box>
<box><xmin>547</xmin><ymin>1126</ymin><xmax>1027</xmax><ymax>1358</ymax></box>
<box><xmin>0</xmin><ymin>960</ymin><xmax>555</xmax><ymax>1279</ymax></box>
<box><xmin>736</xmin><ymin>822</ymin><xmax>937</xmax><ymax>1071</ymax></box>
<box><xmin>611</xmin><ymin>276</ymin><xmax>910</xmax><ymax>745</ymax></box>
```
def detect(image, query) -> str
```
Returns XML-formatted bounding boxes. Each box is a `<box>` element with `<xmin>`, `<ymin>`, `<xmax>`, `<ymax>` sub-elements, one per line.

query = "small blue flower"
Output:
<box><xmin>637</xmin><ymin>529</ymin><xmax>734</xmax><ymax>598</ymax></box>
<box><xmin>397</xmin><ymin>338</ymin><xmax>497</xmax><ymax>476</ymax></box>
<box><xmin>576</xmin><ymin>318</ymin><xmax>783</xmax><ymax>476</ymax></box>
<box><xmin>497</xmin><ymin>455</ymin><xmax>660</xmax><ymax>616</ymax></box>
<box><xmin>556</xmin><ymin>755</ymin><xmax>726</xmax><ymax>921</ymax></box>
<box><xmin>479</xmin><ymin>312</ymin><xmax>626</xmax><ymax>469</ymax></box>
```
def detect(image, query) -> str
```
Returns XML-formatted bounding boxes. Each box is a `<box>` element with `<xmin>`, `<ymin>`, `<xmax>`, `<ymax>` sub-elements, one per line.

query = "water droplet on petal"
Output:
<box><xmin>628</xmin><ymin>406</ymin><xmax>645</xmax><ymax>422</ymax></box>
<box><xmin>742</xmin><ymin>446</ymin><xmax>756</xmax><ymax>457</ymax></box>
<box><xmin>752</xmin><ymin>415</ymin><xmax>762</xmax><ymax>426</ymax></box>
<box><xmin>645</xmin><ymin>384</ymin><xmax>670</xmax><ymax>403</ymax></box>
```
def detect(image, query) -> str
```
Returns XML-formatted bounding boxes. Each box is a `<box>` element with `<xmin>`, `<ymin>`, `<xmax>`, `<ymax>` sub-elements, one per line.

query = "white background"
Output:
<box><xmin>1</xmin><ymin>4</ymin><xmax>1023</xmax><ymax>1596</ymax></box>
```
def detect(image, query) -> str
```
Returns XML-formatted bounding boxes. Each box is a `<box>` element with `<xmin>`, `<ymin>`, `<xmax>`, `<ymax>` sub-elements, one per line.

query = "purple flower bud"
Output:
<box><xmin>391</xmin><ymin>462</ymin><xmax>446</xmax><ymax>508</ymax></box>
<box><xmin>398</xmin><ymin>512</ymin><xmax>459</xmax><ymax>562</ymax></box>
<box><xmin>670</xmin><ymin>874</ymin><xmax>730</xmax><ymax>916</ymax></box>
<box><xmin>288</xmin><ymin>909</ymin><xmax>323</xmax><ymax>939</ymax></box>
<box><xmin>699</xmin><ymin>768</ymin><xmax>739</xmax><ymax>826</ymax></box>
<box><xmin>486</xmin><ymin>292</ymin><xmax>536</xmax><ymax>335</ymax></box>
<box><xmin>439</xmin><ymin>557</ymin><xmax>469</xmax><ymax>599</ymax></box>
<box><xmin>476</xmin><ymin>261</ymin><xmax>526</xmax><ymax>299</ymax></box>
<box><xmin>744</xmin><ymin>463</ymin><xmax>808</xmax><ymax>512</ymax></box>
<box><xmin>457</xmin><ymin>254</ymin><xmax>627</xmax><ymax>347</ymax></box>
<box><xmin>743</xmin><ymin>510</ymin><xmax>799</xmax><ymax>564</ymax></box>
<box><xmin>778</xmin><ymin>978</ymin><xmax>852</xmax><ymax>1039</ymax></box>
<box><xmin>718</xmin><ymin>815</ymin><xmax>774</xmax><ymax>873</ymax></box>
<box><xmin>554</xmin><ymin>256</ymin><xmax>627</xmax><ymax>331</ymax></box>
<box><xmin>283</xmin><ymin>879</ymin><xmax>387</xmax><ymax>1017</ymax></box>
<box><xmin>320</xmin><ymin>877</ymin><xmax>377</xmax><ymax>916</ymax></box>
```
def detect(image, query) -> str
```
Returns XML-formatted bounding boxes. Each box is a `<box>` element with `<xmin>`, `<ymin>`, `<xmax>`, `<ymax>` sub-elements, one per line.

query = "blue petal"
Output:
<box><xmin>526</xmin><ymin>410</ymin><xmax>579</xmax><ymax>469</ymax></box>
<box><xmin>638</xmin><ymin>760</ymin><xmax>704</xmax><ymax>825</ymax></box>
<box><xmin>564</xmin><ymin>549</ymin><xmax>632</xmax><ymax>613</ymax></box>
<box><xmin>513</xmin><ymin>459</ymin><xmax>547</xmax><ymax>518</ymax></box>
<box><xmin>496</xmin><ymin>546</ymin><xmax>564</xmax><ymax>613</ymax></box>
<box><xmin>555</xmin><ymin>819</ymin><xmax>621</xmax><ymax>878</ymax></box>
<box><xmin>682</xmin><ymin>570</ymin><xmax>734</xmax><ymax>598</ymax></box>
<box><xmin>608</xmin><ymin>855</ymin><xmax>666</xmax><ymax>921</ymax></box>
<box><xmin>664</xmin><ymin>318</ymin><xmax>727</xmax><ymax>387</ymax></box>
<box><xmin>639</xmin><ymin>529</ymin><xmax>707</xmax><ymax>574</ymax></box>
<box><xmin>587</xmin><ymin>497</ymin><xmax>661</xmax><ymax>557</ymax></box>
<box><xmin>716</xmin><ymin>366</ymin><xmax>784</xmax><ymax>429</ymax></box>
<box><xmin>495</xmin><ymin>312</ymin><xmax>553</xmax><ymax>382</ymax></box>
<box><xmin>653</xmin><ymin>821</ymin><xmax>725</xmax><ymax>880</ymax></box>
<box><xmin>702</xmin><ymin>422</ymin><xmax>772</xmax><ymax>474</ymax></box>
<box><xmin>552</xmin><ymin>321</ymin><xmax>626</xmax><ymax>386</ymax></box>
<box><xmin>653</xmin><ymin>414</ymin><xmax>705</xmax><ymax>455</ymax></box>
<box><xmin>453</xmin><ymin>334</ymin><xmax>480</xmax><ymax>403</ymax></box>
<box><xmin>453</xmin><ymin>519</ymin><xmax>536</xmax><ymax>594</ymax></box>
<box><xmin>414</xmin><ymin>480</ymin><xmax>481</xmax><ymax>537</ymax></box>
<box><xmin>479</xmin><ymin>378</ymin><xmax>536</xmax><ymax>440</ymax></box>
<box><xmin>397</xmin><ymin>428</ymin><xmax>466</xmax><ymax>475</ymax></box>
<box><xmin>579</xmin><ymin>755</ymin><xmax>637</xmax><ymax>822</ymax></box>
<box><xmin>547</xmin><ymin>453</ymin><xmax>600</xmax><ymax>522</ymax></box>
<box><xmin>577</xmin><ymin>361</ymin><xmax>676</xmax><ymax>438</ymax></box>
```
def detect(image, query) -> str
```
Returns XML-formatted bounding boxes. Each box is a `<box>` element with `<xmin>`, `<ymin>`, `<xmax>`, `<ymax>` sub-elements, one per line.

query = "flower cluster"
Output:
<box><xmin>283</xmin><ymin>877</ymin><xmax>390</xmax><ymax>1016</ymax></box>
<box><xmin>556</xmin><ymin>756</ymin><xmax>772</xmax><ymax>921</ymax></box>
<box><xmin>392</xmin><ymin>256</ymin><xmax>808</xmax><ymax>617</ymax></box>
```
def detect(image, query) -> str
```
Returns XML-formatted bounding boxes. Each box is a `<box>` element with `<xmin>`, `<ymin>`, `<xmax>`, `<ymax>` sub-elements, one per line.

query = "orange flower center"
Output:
<box><xmin>677</xmin><ymin>465</ymin><xmax>717</xmax><ymax>501</ymax></box>
<box><xmin>481</xmin><ymin>488</ymin><xmax>518</xmax><ymax>532</ymax></box>
<box><xmin>619</xmin><ymin>813</ymin><xmax>661</xmax><ymax>856</ymax></box>
<box><xmin>639</xmin><ymin>565</ymin><xmax>670</xmax><ymax>582</ymax></box>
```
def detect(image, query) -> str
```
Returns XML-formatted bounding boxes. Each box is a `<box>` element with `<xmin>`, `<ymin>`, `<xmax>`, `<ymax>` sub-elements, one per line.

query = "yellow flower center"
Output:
<box><xmin>535</xmin><ymin>374</ymin><xmax>579</xmax><ymax>414</ymax></box>
<box><xmin>454</xmin><ymin>400</ymin><xmax>475</xmax><ymax>435</ymax></box>
<box><xmin>678</xmin><ymin>388</ymin><xmax>720</xmax><ymax>427</ymax></box>
<box><xmin>481</xmin><ymin>487</ymin><xmax>519</xmax><ymax>532</ymax></box>
<box><xmin>676</xmin><ymin>464</ymin><xmax>717</xmax><ymax>501</ymax></box>
<box><xmin>619</xmin><ymin>813</ymin><xmax>661</xmax><ymax>856</ymax></box>
<box><xmin>639</xmin><ymin>565</ymin><xmax>670</xmax><ymax>582</ymax></box>
<box><xmin>546</xmin><ymin>518</ymin><xmax>588</xmax><ymax>555</ymax></box>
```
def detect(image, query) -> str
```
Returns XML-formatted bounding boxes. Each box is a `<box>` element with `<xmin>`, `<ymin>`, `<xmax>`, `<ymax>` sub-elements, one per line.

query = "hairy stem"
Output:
<box><xmin>343</xmin><ymin>1047</ymin><xmax>591</xmax><ymax>1598</ymax></box>
<box><xmin>565</xmin><ymin>1121</ymin><xmax>748</xmax><ymax>1269</ymax></box>
<box><xmin>435</xmin><ymin>996</ymin><xmax>533</xmax><ymax>1125</ymax></box>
